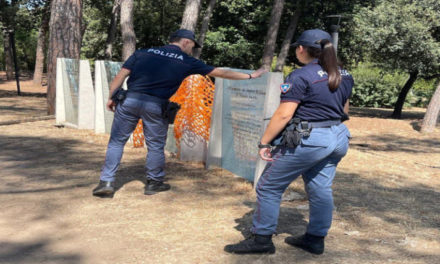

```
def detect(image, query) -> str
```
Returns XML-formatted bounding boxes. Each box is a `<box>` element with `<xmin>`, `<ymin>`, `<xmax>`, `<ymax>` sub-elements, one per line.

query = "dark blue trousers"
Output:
<box><xmin>251</xmin><ymin>124</ymin><xmax>351</xmax><ymax>237</ymax></box>
<box><xmin>100</xmin><ymin>93</ymin><xmax>169</xmax><ymax>182</ymax></box>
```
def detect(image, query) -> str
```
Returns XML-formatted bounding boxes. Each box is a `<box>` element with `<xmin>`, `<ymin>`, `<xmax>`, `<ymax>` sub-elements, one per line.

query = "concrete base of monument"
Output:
<box><xmin>94</xmin><ymin>60</ymin><xmax>125</xmax><ymax>134</ymax></box>
<box><xmin>55</xmin><ymin>58</ymin><xmax>95</xmax><ymax>130</ymax></box>
<box><xmin>179</xmin><ymin>129</ymin><xmax>207</xmax><ymax>162</ymax></box>
<box><xmin>165</xmin><ymin>125</ymin><xmax>178</xmax><ymax>154</ymax></box>
<box><xmin>78</xmin><ymin>60</ymin><xmax>95</xmax><ymax>129</ymax></box>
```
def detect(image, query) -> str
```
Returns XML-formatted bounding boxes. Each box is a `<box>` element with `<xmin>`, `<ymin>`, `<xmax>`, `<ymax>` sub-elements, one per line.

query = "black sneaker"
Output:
<box><xmin>285</xmin><ymin>233</ymin><xmax>325</xmax><ymax>254</ymax></box>
<box><xmin>144</xmin><ymin>179</ymin><xmax>171</xmax><ymax>195</ymax></box>
<box><xmin>92</xmin><ymin>180</ymin><xmax>115</xmax><ymax>198</ymax></box>
<box><xmin>224</xmin><ymin>234</ymin><xmax>275</xmax><ymax>254</ymax></box>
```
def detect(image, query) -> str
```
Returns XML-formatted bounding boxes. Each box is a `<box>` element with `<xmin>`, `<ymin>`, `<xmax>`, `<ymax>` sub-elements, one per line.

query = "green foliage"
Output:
<box><xmin>270</xmin><ymin>56</ymin><xmax>295</xmax><ymax>77</ymax></box>
<box><xmin>351</xmin><ymin>62</ymin><xmax>405</xmax><ymax>108</ymax></box>
<box><xmin>13</xmin><ymin>6</ymin><xmax>39</xmax><ymax>71</ymax></box>
<box><xmin>81</xmin><ymin>1</ymin><xmax>112</xmax><ymax>60</ymax></box>
<box><xmin>353</xmin><ymin>0</ymin><xmax>440</xmax><ymax>76</ymax></box>
<box><xmin>203</xmin><ymin>27</ymin><xmax>257</xmax><ymax>68</ymax></box>
<box><xmin>201</xmin><ymin>0</ymin><xmax>272</xmax><ymax>69</ymax></box>
<box><xmin>133</xmin><ymin>0</ymin><xmax>184</xmax><ymax>48</ymax></box>
<box><xmin>81</xmin><ymin>0</ymin><xmax>184</xmax><ymax>61</ymax></box>
<box><xmin>0</xmin><ymin>33</ymin><xmax>4</xmax><ymax>70</ymax></box>
<box><xmin>409</xmin><ymin>78</ymin><xmax>438</xmax><ymax>107</ymax></box>
<box><xmin>351</xmin><ymin>62</ymin><xmax>437</xmax><ymax>108</ymax></box>
<box><xmin>15</xmin><ymin>27</ymin><xmax>38</xmax><ymax>71</ymax></box>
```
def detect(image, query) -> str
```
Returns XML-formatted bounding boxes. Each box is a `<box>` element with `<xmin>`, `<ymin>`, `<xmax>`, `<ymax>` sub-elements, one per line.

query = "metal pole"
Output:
<box><xmin>9</xmin><ymin>30</ymin><xmax>21</xmax><ymax>96</ymax></box>
<box><xmin>329</xmin><ymin>25</ymin><xmax>340</xmax><ymax>55</ymax></box>
<box><xmin>326</xmin><ymin>15</ymin><xmax>342</xmax><ymax>56</ymax></box>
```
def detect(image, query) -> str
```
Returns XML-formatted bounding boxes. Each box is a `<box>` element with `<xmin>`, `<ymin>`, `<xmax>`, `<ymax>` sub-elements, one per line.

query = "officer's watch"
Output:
<box><xmin>248</xmin><ymin>74</ymin><xmax>252</xmax><ymax>79</ymax></box>
<box><xmin>258</xmin><ymin>142</ymin><xmax>271</xmax><ymax>149</ymax></box>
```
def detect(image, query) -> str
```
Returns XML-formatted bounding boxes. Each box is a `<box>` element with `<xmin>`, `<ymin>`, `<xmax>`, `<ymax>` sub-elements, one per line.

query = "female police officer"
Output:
<box><xmin>225</xmin><ymin>29</ymin><xmax>353</xmax><ymax>255</ymax></box>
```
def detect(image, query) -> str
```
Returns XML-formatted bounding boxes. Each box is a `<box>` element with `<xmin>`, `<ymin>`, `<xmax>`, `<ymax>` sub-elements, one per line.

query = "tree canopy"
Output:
<box><xmin>353</xmin><ymin>0</ymin><xmax>440</xmax><ymax>76</ymax></box>
<box><xmin>1</xmin><ymin>0</ymin><xmax>439</xmax><ymax>123</ymax></box>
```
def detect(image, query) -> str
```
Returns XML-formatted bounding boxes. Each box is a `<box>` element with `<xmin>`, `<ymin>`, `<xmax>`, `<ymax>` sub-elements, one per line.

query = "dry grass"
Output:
<box><xmin>0</xmin><ymin>73</ymin><xmax>48</xmax><ymax>123</ymax></box>
<box><xmin>0</xmin><ymin>79</ymin><xmax>439</xmax><ymax>263</ymax></box>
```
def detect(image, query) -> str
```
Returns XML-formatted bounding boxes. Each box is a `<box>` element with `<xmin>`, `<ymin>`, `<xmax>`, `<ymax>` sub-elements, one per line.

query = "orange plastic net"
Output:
<box><xmin>132</xmin><ymin>119</ymin><xmax>145</xmax><ymax>148</ymax></box>
<box><xmin>170</xmin><ymin>74</ymin><xmax>215</xmax><ymax>152</ymax></box>
<box><xmin>131</xmin><ymin>75</ymin><xmax>215</xmax><ymax>150</ymax></box>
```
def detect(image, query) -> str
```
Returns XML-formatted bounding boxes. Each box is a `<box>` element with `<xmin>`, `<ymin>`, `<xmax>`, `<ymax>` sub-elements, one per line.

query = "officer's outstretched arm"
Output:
<box><xmin>208</xmin><ymin>67</ymin><xmax>267</xmax><ymax>80</ymax></box>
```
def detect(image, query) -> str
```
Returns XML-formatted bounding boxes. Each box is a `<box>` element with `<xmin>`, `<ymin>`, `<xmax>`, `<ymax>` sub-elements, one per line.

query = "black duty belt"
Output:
<box><xmin>126</xmin><ymin>92</ymin><xmax>169</xmax><ymax>104</ymax></box>
<box><xmin>307</xmin><ymin>119</ymin><xmax>341</xmax><ymax>128</ymax></box>
<box><xmin>126</xmin><ymin>91</ymin><xmax>181</xmax><ymax>124</ymax></box>
<box><xmin>270</xmin><ymin>118</ymin><xmax>341</xmax><ymax>148</ymax></box>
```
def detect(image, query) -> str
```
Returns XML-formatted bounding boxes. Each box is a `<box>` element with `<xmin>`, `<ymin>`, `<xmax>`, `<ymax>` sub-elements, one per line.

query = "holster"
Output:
<box><xmin>162</xmin><ymin>102</ymin><xmax>181</xmax><ymax>124</ymax></box>
<box><xmin>271</xmin><ymin>118</ymin><xmax>312</xmax><ymax>148</ymax></box>
<box><xmin>110</xmin><ymin>87</ymin><xmax>127</xmax><ymax>106</ymax></box>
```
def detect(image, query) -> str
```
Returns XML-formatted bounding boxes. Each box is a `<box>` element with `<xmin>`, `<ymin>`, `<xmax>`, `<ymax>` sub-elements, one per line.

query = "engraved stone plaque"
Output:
<box><xmin>207</xmin><ymin>70</ymin><xmax>283</xmax><ymax>183</ymax></box>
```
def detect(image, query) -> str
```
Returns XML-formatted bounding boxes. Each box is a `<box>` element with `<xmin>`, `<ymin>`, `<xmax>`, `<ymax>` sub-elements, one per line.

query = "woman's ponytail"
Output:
<box><xmin>318</xmin><ymin>39</ymin><xmax>341</xmax><ymax>91</ymax></box>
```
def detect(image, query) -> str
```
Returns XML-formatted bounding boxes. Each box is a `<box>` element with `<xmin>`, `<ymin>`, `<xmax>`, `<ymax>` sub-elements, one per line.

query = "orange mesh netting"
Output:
<box><xmin>170</xmin><ymin>74</ymin><xmax>215</xmax><ymax>153</ymax></box>
<box><xmin>132</xmin><ymin>119</ymin><xmax>145</xmax><ymax>148</ymax></box>
<box><xmin>131</xmin><ymin>74</ymin><xmax>215</xmax><ymax>150</ymax></box>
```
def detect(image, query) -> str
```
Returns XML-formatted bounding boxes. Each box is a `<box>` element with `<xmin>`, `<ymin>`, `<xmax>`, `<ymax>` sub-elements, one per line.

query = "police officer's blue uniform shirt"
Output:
<box><xmin>280</xmin><ymin>59</ymin><xmax>353</xmax><ymax>121</ymax></box>
<box><xmin>122</xmin><ymin>44</ymin><xmax>215</xmax><ymax>99</ymax></box>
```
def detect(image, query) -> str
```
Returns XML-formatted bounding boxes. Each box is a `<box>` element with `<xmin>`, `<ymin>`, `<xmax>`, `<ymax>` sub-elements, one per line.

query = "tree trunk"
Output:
<box><xmin>391</xmin><ymin>71</ymin><xmax>418</xmax><ymax>119</ymax></box>
<box><xmin>120</xmin><ymin>0</ymin><xmax>136</xmax><ymax>61</ymax></box>
<box><xmin>105</xmin><ymin>0</ymin><xmax>120</xmax><ymax>59</ymax></box>
<box><xmin>274</xmin><ymin>8</ymin><xmax>300</xmax><ymax>72</ymax></box>
<box><xmin>180</xmin><ymin>0</ymin><xmax>201</xmax><ymax>32</ymax></box>
<box><xmin>3</xmin><ymin>30</ymin><xmax>14</xmax><ymax>80</ymax></box>
<box><xmin>261</xmin><ymin>0</ymin><xmax>285</xmax><ymax>70</ymax></box>
<box><xmin>33</xmin><ymin>0</ymin><xmax>51</xmax><ymax>84</ymax></box>
<box><xmin>421</xmin><ymin>80</ymin><xmax>440</xmax><ymax>133</ymax></box>
<box><xmin>46</xmin><ymin>0</ymin><xmax>83</xmax><ymax>115</ymax></box>
<box><xmin>193</xmin><ymin>0</ymin><xmax>216</xmax><ymax>59</ymax></box>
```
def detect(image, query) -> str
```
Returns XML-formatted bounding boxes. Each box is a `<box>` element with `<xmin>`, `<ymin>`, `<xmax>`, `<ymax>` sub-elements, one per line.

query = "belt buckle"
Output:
<box><xmin>299</xmin><ymin>121</ymin><xmax>309</xmax><ymax>130</ymax></box>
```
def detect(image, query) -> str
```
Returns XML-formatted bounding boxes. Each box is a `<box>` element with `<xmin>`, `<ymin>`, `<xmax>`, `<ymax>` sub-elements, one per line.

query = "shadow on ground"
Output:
<box><xmin>231</xmin><ymin>201</ymin><xmax>308</xmax><ymax>239</ymax></box>
<box><xmin>350</xmin><ymin>133</ymin><xmax>440</xmax><ymax>154</ymax></box>
<box><xmin>349</xmin><ymin>107</ymin><xmax>425</xmax><ymax>120</ymax></box>
<box><xmin>228</xmin><ymin>170</ymin><xmax>440</xmax><ymax>263</ymax></box>
<box><xmin>0</xmin><ymin>90</ymin><xmax>46</xmax><ymax>98</ymax></box>
<box><xmin>1</xmin><ymin>132</ymin><xmax>439</xmax><ymax>263</ymax></box>
<box><xmin>0</xmin><ymin>240</ymin><xmax>81</xmax><ymax>264</ymax></box>
<box><xmin>334</xmin><ymin>171</ymin><xmax>440</xmax><ymax>230</ymax></box>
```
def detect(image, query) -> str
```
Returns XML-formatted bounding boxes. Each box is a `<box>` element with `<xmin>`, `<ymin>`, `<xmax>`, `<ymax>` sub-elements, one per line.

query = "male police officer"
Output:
<box><xmin>93</xmin><ymin>29</ymin><xmax>266</xmax><ymax>198</ymax></box>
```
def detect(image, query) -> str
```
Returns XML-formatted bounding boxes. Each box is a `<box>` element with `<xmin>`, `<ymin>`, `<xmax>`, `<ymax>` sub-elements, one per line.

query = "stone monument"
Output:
<box><xmin>206</xmin><ymin>70</ymin><xmax>283</xmax><ymax>183</ymax></box>
<box><xmin>55</xmin><ymin>58</ymin><xmax>95</xmax><ymax>129</ymax></box>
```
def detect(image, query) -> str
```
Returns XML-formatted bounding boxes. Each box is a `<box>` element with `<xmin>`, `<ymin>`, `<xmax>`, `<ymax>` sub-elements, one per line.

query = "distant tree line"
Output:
<box><xmin>0</xmin><ymin>0</ymin><xmax>438</xmax><ymax>131</ymax></box>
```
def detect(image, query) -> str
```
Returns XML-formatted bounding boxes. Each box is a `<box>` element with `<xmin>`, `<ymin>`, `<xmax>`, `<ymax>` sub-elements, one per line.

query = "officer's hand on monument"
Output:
<box><xmin>251</xmin><ymin>67</ymin><xmax>269</xmax><ymax>79</ymax></box>
<box><xmin>259</xmin><ymin>147</ymin><xmax>273</xmax><ymax>162</ymax></box>
<box><xmin>106</xmin><ymin>99</ymin><xmax>116</xmax><ymax>112</ymax></box>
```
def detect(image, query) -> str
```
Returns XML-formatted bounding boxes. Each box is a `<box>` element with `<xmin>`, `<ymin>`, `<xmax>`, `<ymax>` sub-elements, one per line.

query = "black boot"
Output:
<box><xmin>285</xmin><ymin>233</ymin><xmax>325</xmax><ymax>254</ymax></box>
<box><xmin>224</xmin><ymin>234</ymin><xmax>275</xmax><ymax>254</ymax></box>
<box><xmin>92</xmin><ymin>180</ymin><xmax>115</xmax><ymax>198</ymax></box>
<box><xmin>144</xmin><ymin>179</ymin><xmax>171</xmax><ymax>195</ymax></box>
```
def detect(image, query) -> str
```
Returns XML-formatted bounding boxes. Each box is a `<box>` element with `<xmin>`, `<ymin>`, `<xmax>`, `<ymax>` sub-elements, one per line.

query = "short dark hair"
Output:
<box><xmin>169</xmin><ymin>36</ymin><xmax>182</xmax><ymax>43</ymax></box>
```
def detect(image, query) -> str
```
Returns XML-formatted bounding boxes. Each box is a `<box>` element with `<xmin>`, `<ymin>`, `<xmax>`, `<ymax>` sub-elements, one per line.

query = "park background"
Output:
<box><xmin>0</xmin><ymin>0</ymin><xmax>439</xmax><ymax>263</ymax></box>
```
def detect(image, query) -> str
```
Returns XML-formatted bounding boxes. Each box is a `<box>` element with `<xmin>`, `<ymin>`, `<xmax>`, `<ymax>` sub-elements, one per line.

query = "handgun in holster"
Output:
<box><xmin>162</xmin><ymin>102</ymin><xmax>181</xmax><ymax>124</ymax></box>
<box><xmin>271</xmin><ymin>118</ymin><xmax>311</xmax><ymax>148</ymax></box>
<box><xmin>110</xmin><ymin>87</ymin><xmax>127</xmax><ymax>105</ymax></box>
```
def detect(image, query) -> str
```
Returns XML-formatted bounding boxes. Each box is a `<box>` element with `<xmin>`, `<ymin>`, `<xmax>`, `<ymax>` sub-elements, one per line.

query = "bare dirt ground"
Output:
<box><xmin>0</xmin><ymin>74</ymin><xmax>439</xmax><ymax>264</ymax></box>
